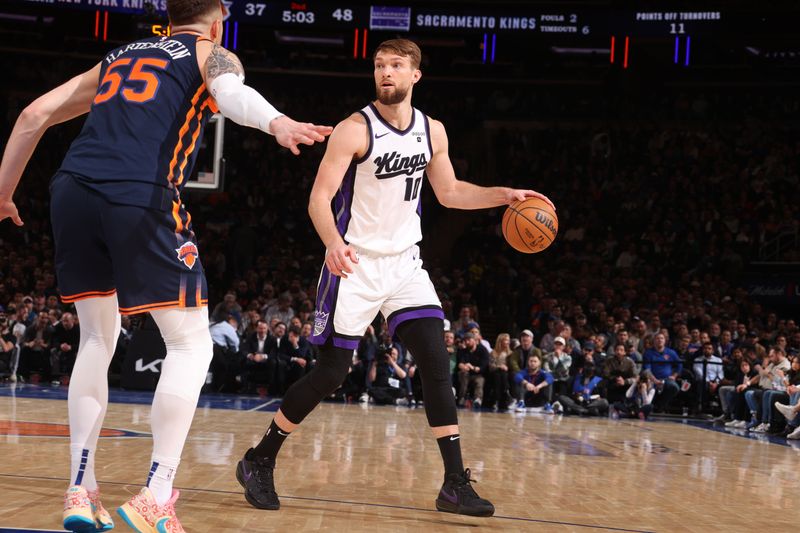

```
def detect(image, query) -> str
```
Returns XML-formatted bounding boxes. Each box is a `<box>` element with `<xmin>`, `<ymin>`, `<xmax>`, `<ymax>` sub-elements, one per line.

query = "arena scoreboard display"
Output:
<box><xmin>12</xmin><ymin>0</ymin><xmax>771</xmax><ymax>38</ymax></box>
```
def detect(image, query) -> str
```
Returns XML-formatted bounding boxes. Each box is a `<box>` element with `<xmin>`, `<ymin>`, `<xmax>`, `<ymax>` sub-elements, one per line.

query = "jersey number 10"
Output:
<box><xmin>94</xmin><ymin>57</ymin><xmax>169</xmax><ymax>105</ymax></box>
<box><xmin>404</xmin><ymin>177</ymin><xmax>422</xmax><ymax>201</ymax></box>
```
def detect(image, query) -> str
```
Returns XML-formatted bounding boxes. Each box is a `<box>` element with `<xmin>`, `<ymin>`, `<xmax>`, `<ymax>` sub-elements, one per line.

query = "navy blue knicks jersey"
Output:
<box><xmin>59</xmin><ymin>33</ymin><xmax>217</xmax><ymax>224</ymax></box>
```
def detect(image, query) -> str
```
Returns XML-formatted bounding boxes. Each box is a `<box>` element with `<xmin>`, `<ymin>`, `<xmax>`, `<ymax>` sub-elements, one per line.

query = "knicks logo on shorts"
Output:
<box><xmin>175</xmin><ymin>242</ymin><xmax>199</xmax><ymax>269</ymax></box>
<box><xmin>313</xmin><ymin>310</ymin><xmax>329</xmax><ymax>336</ymax></box>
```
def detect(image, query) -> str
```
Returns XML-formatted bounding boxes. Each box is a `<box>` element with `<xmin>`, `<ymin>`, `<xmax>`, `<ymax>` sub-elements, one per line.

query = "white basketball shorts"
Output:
<box><xmin>309</xmin><ymin>245</ymin><xmax>444</xmax><ymax>350</ymax></box>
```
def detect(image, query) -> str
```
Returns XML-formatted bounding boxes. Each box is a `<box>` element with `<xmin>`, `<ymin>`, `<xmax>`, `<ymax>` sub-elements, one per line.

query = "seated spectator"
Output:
<box><xmin>603</xmin><ymin>343</ymin><xmax>637</xmax><ymax>403</ymax></box>
<box><xmin>444</xmin><ymin>330</ymin><xmax>457</xmax><ymax>383</ymax></box>
<box><xmin>539</xmin><ymin>319</ymin><xmax>565</xmax><ymax>354</ymax></box>
<box><xmin>209</xmin><ymin>314</ymin><xmax>242</xmax><ymax>391</ymax></box>
<box><xmin>762</xmin><ymin>355</ymin><xmax>800</xmax><ymax>435</ymax></box>
<box><xmin>264</xmin><ymin>293</ymin><xmax>295</xmax><ymax>328</ymax></box>
<box><xmin>611</xmin><ymin>370</ymin><xmax>657</xmax><ymax>420</ymax></box>
<box><xmin>50</xmin><ymin>311</ymin><xmax>79</xmax><ymax>382</ymax></box>
<box><xmin>368</xmin><ymin>346</ymin><xmax>408</xmax><ymax>405</ymax></box>
<box><xmin>469</xmin><ymin>325</ymin><xmax>492</xmax><ymax>353</ymax></box>
<box><xmin>300</xmin><ymin>321</ymin><xmax>320</xmax><ymax>362</ymax></box>
<box><xmin>724</xmin><ymin>359</ymin><xmax>762</xmax><ymax>429</ymax></box>
<box><xmin>456</xmin><ymin>332</ymin><xmax>490</xmax><ymax>408</ymax></box>
<box><xmin>775</xmin><ymin>383</ymin><xmax>800</xmax><ymax>439</ymax></box>
<box><xmin>19</xmin><ymin>312</ymin><xmax>54</xmax><ymax>383</ymax></box>
<box><xmin>513</xmin><ymin>353</ymin><xmax>553</xmax><ymax>412</ymax></box>
<box><xmin>744</xmin><ymin>348</ymin><xmax>790</xmax><ymax>432</ymax></box>
<box><xmin>211</xmin><ymin>291</ymin><xmax>242</xmax><ymax>323</ymax></box>
<box><xmin>239</xmin><ymin>319</ymin><xmax>272</xmax><ymax>394</ymax></box>
<box><xmin>692</xmin><ymin>341</ymin><xmax>724</xmax><ymax>408</ymax></box>
<box><xmin>452</xmin><ymin>305</ymin><xmax>478</xmax><ymax>337</ymax></box>
<box><xmin>507</xmin><ymin>330</ymin><xmax>542</xmax><ymax>391</ymax></box>
<box><xmin>276</xmin><ymin>325</ymin><xmax>313</xmax><ymax>393</ymax></box>
<box><xmin>542</xmin><ymin>336</ymin><xmax>571</xmax><ymax>396</ymax></box>
<box><xmin>625</xmin><ymin>340</ymin><xmax>643</xmax><ymax>373</ymax></box>
<box><xmin>488</xmin><ymin>333</ymin><xmax>513</xmax><ymax>411</ymax></box>
<box><xmin>716</xmin><ymin>353</ymin><xmax>750</xmax><ymax>423</ymax></box>
<box><xmin>0</xmin><ymin>310</ymin><xmax>16</xmax><ymax>377</ymax></box>
<box><xmin>555</xmin><ymin>362</ymin><xmax>608</xmax><ymax>416</ymax></box>
<box><xmin>643</xmin><ymin>333</ymin><xmax>681</xmax><ymax>412</ymax></box>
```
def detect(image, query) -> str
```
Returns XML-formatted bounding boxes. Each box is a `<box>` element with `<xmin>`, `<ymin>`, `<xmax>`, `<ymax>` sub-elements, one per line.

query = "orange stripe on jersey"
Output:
<box><xmin>166</xmin><ymin>85</ymin><xmax>205</xmax><ymax>187</ymax></box>
<box><xmin>206</xmin><ymin>95</ymin><xmax>219</xmax><ymax>114</ymax></box>
<box><xmin>174</xmin><ymin>103</ymin><xmax>209</xmax><ymax>187</ymax></box>
<box><xmin>61</xmin><ymin>289</ymin><xmax>117</xmax><ymax>303</ymax></box>
<box><xmin>196</xmin><ymin>283</ymin><xmax>202</xmax><ymax>308</ymax></box>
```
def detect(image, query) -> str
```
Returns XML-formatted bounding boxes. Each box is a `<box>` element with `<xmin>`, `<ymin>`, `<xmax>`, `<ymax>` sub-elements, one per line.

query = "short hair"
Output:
<box><xmin>288</xmin><ymin>325</ymin><xmax>302</xmax><ymax>336</ymax></box>
<box><xmin>167</xmin><ymin>0</ymin><xmax>220</xmax><ymax>26</ymax></box>
<box><xmin>374</xmin><ymin>39</ymin><xmax>422</xmax><ymax>69</ymax></box>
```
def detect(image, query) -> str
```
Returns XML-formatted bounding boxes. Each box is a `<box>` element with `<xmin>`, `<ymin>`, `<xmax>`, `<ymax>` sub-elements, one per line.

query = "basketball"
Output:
<box><xmin>502</xmin><ymin>197</ymin><xmax>558</xmax><ymax>253</ymax></box>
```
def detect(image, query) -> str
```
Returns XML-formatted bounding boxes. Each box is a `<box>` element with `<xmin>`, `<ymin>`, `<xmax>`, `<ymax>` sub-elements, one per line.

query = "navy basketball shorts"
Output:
<box><xmin>309</xmin><ymin>244</ymin><xmax>445</xmax><ymax>350</ymax></box>
<box><xmin>49</xmin><ymin>172</ymin><xmax>208</xmax><ymax>315</ymax></box>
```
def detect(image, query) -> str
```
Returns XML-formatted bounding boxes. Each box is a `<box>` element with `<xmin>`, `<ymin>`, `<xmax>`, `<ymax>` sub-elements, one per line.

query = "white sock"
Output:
<box><xmin>147</xmin><ymin>454</ymin><xmax>180</xmax><ymax>506</ymax></box>
<box><xmin>68</xmin><ymin>297</ymin><xmax>120</xmax><ymax>493</ymax></box>
<box><xmin>69</xmin><ymin>444</ymin><xmax>97</xmax><ymax>491</ymax></box>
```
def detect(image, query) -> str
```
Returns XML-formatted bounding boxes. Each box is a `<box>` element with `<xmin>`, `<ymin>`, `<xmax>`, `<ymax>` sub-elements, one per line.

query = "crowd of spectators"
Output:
<box><xmin>1</xmin><ymin>35</ymin><xmax>799</xmax><ymax>443</ymax></box>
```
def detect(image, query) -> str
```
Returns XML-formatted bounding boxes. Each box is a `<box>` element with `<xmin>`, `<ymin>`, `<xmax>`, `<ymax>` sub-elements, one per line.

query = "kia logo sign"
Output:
<box><xmin>135</xmin><ymin>358</ymin><xmax>164</xmax><ymax>373</ymax></box>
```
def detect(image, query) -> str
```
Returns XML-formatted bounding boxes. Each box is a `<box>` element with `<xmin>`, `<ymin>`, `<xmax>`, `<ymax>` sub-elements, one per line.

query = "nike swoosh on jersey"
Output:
<box><xmin>375</xmin><ymin>132</ymin><xmax>390</xmax><ymax>139</ymax></box>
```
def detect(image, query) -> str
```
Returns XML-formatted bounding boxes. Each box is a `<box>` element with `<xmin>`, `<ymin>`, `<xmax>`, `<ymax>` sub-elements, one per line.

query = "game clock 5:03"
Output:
<box><xmin>242</xmin><ymin>2</ymin><xmax>358</xmax><ymax>26</ymax></box>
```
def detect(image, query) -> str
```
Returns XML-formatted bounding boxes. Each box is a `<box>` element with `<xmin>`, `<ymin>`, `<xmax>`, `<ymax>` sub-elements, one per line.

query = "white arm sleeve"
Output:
<box><xmin>208</xmin><ymin>72</ymin><xmax>284</xmax><ymax>135</ymax></box>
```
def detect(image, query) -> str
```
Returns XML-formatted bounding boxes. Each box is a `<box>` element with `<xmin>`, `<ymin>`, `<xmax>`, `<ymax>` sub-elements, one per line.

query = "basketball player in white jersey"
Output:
<box><xmin>236</xmin><ymin>39</ymin><xmax>554</xmax><ymax>517</ymax></box>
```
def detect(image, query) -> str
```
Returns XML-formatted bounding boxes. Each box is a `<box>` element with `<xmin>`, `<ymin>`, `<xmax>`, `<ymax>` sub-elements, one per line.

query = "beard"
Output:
<box><xmin>375</xmin><ymin>83</ymin><xmax>409</xmax><ymax>105</ymax></box>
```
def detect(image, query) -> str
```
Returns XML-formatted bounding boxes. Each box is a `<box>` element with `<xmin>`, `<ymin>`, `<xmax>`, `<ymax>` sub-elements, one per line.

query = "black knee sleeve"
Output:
<box><xmin>396</xmin><ymin>318</ymin><xmax>458</xmax><ymax>427</ymax></box>
<box><xmin>279</xmin><ymin>343</ymin><xmax>352</xmax><ymax>424</ymax></box>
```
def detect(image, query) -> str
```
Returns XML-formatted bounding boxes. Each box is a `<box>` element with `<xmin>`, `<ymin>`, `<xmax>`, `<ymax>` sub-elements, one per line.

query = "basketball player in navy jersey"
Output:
<box><xmin>237</xmin><ymin>39</ymin><xmax>554</xmax><ymax>517</ymax></box>
<box><xmin>0</xmin><ymin>1</ymin><xmax>331</xmax><ymax>530</ymax></box>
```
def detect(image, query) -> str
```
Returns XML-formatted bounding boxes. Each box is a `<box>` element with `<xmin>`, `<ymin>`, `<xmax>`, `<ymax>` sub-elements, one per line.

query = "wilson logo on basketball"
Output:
<box><xmin>535</xmin><ymin>212</ymin><xmax>557</xmax><ymax>236</ymax></box>
<box><xmin>175</xmin><ymin>242</ymin><xmax>199</xmax><ymax>269</ymax></box>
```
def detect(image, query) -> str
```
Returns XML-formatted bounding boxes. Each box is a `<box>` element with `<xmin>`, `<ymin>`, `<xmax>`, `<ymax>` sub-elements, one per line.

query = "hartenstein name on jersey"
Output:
<box><xmin>374</xmin><ymin>151</ymin><xmax>428</xmax><ymax>180</ymax></box>
<box><xmin>105</xmin><ymin>39</ymin><xmax>191</xmax><ymax>64</ymax></box>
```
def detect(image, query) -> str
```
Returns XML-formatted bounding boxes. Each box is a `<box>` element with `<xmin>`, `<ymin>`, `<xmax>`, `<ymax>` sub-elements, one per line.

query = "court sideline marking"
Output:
<box><xmin>0</xmin><ymin>472</ymin><xmax>654</xmax><ymax>533</ymax></box>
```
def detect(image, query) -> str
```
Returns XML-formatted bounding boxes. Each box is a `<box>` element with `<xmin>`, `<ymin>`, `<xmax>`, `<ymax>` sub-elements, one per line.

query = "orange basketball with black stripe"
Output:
<box><xmin>502</xmin><ymin>197</ymin><xmax>558</xmax><ymax>253</ymax></box>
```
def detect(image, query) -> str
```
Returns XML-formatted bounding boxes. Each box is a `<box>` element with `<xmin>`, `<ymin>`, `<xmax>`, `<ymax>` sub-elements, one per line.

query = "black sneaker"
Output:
<box><xmin>435</xmin><ymin>468</ymin><xmax>495</xmax><ymax>517</ymax></box>
<box><xmin>236</xmin><ymin>448</ymin><xmax>280</xmax><ymax>510</ymax></box>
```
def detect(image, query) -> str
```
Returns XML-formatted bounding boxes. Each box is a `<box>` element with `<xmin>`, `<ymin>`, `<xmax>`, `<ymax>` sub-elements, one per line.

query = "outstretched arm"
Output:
<box><xmin>425</xmin><ymin>118</ymin><xmax>554</xmax><ymax>211</ymax></box>
<box><xmin>0</xmin><ymin>63</ymin><xmax>101</xmax><ymax>225</ymax></box>
<box><xmin>197</xmin><ymin>42</ymin><xmax>332</xmax><ymax>155</ymax></box>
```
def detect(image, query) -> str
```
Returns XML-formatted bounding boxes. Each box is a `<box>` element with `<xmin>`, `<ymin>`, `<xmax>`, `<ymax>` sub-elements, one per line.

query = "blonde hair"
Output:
<box><xmin>493</xmin><ymin>333</ymin><xmax>511</xmax><ymax>354</ymax></box>
<box><xmin>374</xmin><ymin>39</ymin><xmax>422</xmax><ymax>69</ymax></box>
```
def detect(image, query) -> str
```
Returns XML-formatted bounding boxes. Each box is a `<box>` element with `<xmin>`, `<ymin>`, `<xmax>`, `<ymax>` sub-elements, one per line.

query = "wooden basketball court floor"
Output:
<box><xmin>0</xmin><ymin>384</ymin><xmax>797</xmax><ymax>533</ymax></box>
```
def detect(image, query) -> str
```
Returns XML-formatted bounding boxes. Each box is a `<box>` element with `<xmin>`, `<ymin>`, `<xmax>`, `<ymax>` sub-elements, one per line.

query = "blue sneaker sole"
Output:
<box><xmin>63</xmin><ymin>516</ymin><xmax>98</xmax><ymax>533</ymax></box>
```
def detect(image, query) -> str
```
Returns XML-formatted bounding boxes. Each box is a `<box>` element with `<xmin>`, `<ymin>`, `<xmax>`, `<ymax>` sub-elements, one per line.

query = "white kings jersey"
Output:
<box><xmin>333</xmin><ymin>103</ymin><xmax>433</xmax><ymax>255</ymax></box>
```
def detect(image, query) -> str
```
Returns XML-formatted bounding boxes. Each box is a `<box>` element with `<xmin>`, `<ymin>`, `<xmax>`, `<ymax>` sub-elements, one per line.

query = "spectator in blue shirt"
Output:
<box><xmin>514</xmin><ymin>353</ymin><xmax>553</xmax><ymax>411</ymax></box>
<box><xmin>643</xmin><ymin>332</ymin><xmax>681</xmax><ymax>412</ymax></box>
<box><xmin>554</xmin><ymin>362</ymin><xmax>608</xmax><ymax>416</ymax></box>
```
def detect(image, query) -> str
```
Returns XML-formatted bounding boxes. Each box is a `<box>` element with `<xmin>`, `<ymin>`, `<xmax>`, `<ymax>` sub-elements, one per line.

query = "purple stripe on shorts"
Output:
<box><xmin>333</xmin><ymin>336</ymin><xmax>360</xmax><ymax>350</ymax></box>
<box><xmin>309</xmin><ymin>265</ymin><xmax>339</xmax><ymax>346</ymax></box>
<box><xmin>388</xmin><ymin>308</ymin><xmax>445</xmax><ymax>336</ymax></box>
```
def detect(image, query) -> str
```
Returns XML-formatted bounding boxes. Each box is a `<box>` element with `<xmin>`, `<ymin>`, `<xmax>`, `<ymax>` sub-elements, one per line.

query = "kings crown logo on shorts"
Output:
<box><xmin>313</xmin><ymin>310</ymin><xmax>329</xmax><ymax>336</ymax></box>
<box><xmin>175</xmin><ymin>242</ymin><xmax>199</xmax><ymax>269</ymax></box>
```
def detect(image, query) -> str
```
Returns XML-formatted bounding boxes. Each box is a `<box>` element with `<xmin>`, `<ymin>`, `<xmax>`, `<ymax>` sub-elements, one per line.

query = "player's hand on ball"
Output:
<box><xmin>0</xmin><ymin>199</ymin><xmax>23</xmax><ymax>226</ymax></box>
<box><xmin>326</xmin><ymin>241</ymin><xmax>359</xmax><ymax>278</ymax></box>
<box><xmin>270</xmin><ymin>116</ymin><xmax>334</xmax><ymax>155</ymax></box>
<box><xmin>506</xmin><ymin>188</ymin><xmax>556</xmax><ymax>211</ymax></box>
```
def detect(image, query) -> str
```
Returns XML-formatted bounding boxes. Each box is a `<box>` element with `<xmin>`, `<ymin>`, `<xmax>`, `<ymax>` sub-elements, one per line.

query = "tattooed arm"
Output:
<box><xmin>196</xmin><ymin>41</ymin><xmax>332</xmax><ymax>154</ymax></box>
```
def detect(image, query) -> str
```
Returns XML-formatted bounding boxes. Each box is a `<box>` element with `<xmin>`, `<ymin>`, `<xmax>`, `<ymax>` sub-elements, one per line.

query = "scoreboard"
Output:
<box><xmin>11</xmin><ymin>0</ymin><xmax>778</xmax><ymax>38</ymax></box>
